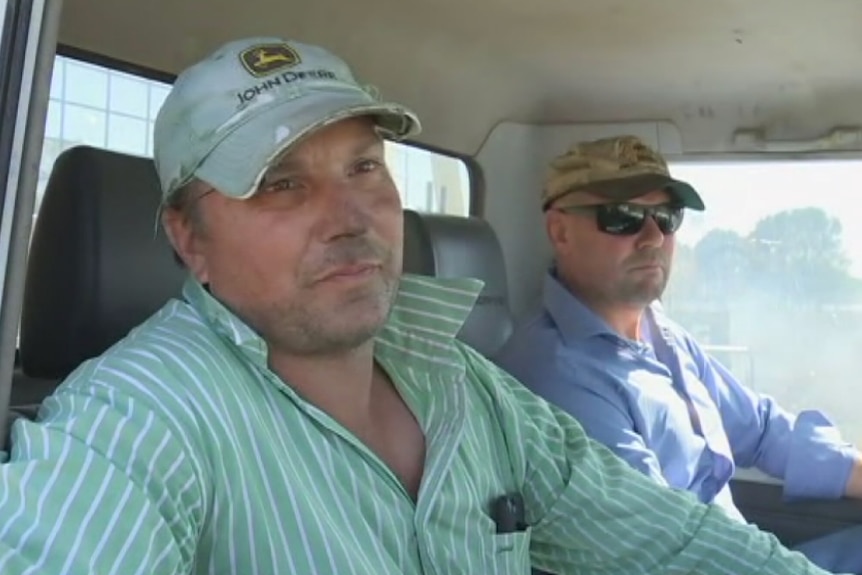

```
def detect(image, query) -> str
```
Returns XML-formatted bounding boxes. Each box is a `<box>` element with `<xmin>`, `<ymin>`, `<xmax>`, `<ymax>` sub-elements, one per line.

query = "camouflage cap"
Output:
<box><xmin>541</xmin><ymin>135</ymin><xmax>705</xmax><ymax>211</ymax></box>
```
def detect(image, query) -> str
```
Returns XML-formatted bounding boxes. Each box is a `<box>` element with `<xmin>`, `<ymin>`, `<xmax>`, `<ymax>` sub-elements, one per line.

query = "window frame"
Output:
<box><xmin>0</xmin><ymin>0</ymin><xmax>62</xmax><ymax>447</ymax></box>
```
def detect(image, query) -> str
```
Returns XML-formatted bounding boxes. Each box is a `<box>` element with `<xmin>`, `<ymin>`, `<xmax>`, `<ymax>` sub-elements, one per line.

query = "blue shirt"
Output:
<box><xmin>496</xmin><ymin>270</ymin><xmax>858</xmax><ymax>519</ymax></box>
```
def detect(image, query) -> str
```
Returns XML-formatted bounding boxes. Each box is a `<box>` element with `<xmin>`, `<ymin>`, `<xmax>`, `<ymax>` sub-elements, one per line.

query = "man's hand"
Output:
<box><xmin>843</xmin><ymin>456</ymin><xmax>862</xmax><ymax>499</ymax></box>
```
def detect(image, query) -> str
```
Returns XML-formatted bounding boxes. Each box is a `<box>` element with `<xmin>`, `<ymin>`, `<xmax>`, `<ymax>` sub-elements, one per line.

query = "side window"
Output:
<box><xmin>384</xmin><ymin>144</ymin><xmax>471</xmax><ymax>215</ymax></box>
<box><xmin>36</xmin><ymin>54</ymin><xmax>472</xmax><ymax>223</ymax></box>
<box><xmin>663</xmin><ymin>159</ymin><xmax>862</xmax><ymax>443</ymax></box>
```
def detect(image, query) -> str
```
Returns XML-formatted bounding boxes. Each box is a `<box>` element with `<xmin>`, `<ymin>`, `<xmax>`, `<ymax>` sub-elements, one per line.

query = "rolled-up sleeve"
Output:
<box><xmin>692</xmin><ymin>342</ymin><xmax>857</xmax><ymax>500</ymax></box>
<box><xmin>783</xmin><ymin>410</ymin><xmax>857</xmax><ymax>499</ymax></box>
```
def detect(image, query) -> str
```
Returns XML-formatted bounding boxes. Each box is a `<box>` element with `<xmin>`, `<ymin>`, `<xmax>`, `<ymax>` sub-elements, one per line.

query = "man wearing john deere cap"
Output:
<box><xmin>498</xmin><ymin>134</ymin><xmax>862</xmax><ymax>574</ymax></box>
<box><xmin>0</xmin><ymin>39</ymin><xmax>846</xmax><ymax>574</ymax></box>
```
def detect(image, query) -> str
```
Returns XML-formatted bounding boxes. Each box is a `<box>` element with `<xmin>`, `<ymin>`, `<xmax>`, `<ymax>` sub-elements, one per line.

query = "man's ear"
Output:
<box><xmin>545</xmin><ymin>209</ymin><xmax>569</xmax><ymax>252</ymax></box>
<box><xmin>161</xmin><ymin>207</ymin><xmax>210</xmax><ymax>284</ymax></box>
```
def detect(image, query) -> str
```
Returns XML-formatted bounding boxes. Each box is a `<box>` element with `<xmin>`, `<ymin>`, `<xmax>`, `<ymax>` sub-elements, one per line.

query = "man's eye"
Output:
<box><xmin>354</xmin><ymin>159</ymin><xmax>381</xmax><ymax>174</ymax></box>
<box><xmin>262</xmin><ymin>178</ymin><xmax>299</xmax><ymax>193</ymax></box>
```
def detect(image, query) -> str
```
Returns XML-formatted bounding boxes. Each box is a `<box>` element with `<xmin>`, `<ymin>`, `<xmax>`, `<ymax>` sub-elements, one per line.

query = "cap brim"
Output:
<box><xmin>590</xmin><ymin>173</ymin><xmax>705</xmax><ymax>211</ymax></box>
<box><xmin>193</xmin><ymin>87</ymin><xmax>421</xmax><ymax>199</ymax></box>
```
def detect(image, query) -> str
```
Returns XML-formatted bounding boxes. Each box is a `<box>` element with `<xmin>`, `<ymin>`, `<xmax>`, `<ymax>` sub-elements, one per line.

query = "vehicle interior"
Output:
<box><xmin>0</xmin><ymin>0</ymin><xmax>861</xmax><ymax>556</ymax></box>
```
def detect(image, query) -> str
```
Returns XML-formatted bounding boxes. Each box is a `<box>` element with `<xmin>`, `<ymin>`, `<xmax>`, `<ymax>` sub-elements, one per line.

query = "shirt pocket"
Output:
<box><xmin>489</xmin><ymin>527</ymin><xmax>532</xmax><ymax>574</ymax></box>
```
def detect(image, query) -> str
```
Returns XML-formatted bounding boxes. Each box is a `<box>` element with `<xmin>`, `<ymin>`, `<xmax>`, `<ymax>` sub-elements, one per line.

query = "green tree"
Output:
<box><xmin>747</xmin><ymin>207</ymin><xmax>854</xmax><ymax>305</ymax></box>
<box><xmin>693</xmin><ymin>229</ymin><xmax>752</xmax><ymax>302</ymax></box>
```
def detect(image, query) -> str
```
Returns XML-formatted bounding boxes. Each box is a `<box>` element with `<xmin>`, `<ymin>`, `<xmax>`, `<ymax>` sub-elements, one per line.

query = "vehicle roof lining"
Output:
<box><xmin>56</xmin><ymin>0</ymin><xmax>862</xmax><ymax>155</ymax></box>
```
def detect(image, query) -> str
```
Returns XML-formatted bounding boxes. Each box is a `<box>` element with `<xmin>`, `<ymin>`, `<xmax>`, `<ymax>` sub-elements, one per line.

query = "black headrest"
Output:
<box><xmin>19</xmin><ymin>146</ymin><xmax>186</xmax><ymax>379</ymax></box>
<box><xmin>402</xmin><ymin>209</ymin><xmax>513</xmax><ymax>357</ymax></box>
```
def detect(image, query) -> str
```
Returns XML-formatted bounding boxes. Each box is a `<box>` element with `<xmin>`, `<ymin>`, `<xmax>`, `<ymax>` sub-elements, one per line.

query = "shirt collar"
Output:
<box><xmin>375</xmin><ymin>274</ymin><xmax>483</xmax><ymax>379</ymax></box>
<box><xmin>542</xmin><ymin>268</ymin><xmax>672</xmax><ymax>346</ymax></box>
<box><xmin>543</xmin><ymin>269</ymin><xmax>615</xmax><ymax>345</ymax></box>
<box><xmin>182</xmin><ymin>277</ymin><xmax>268</xmax><ymax>365</ymax></box>
<box><xmin>645</xmin><ymin>300</ymin><xmax>676</xmax><ymax>342</ymax></box>
<box><xmin>182</xmin><ymin>273</ymin><xmax>483</xmax><ymax>376</ymax></box>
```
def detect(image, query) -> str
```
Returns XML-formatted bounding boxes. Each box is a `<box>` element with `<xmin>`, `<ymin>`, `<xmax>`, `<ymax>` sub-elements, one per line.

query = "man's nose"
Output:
<box><xmin>635</xmin><ymin>215</ymin><xmax>666</xmax><ymax>249</ymax></box>
<box><xmin>317</xmin><ymin>179</ymin><xmax>372</xmax><ymax>239</ymax></box>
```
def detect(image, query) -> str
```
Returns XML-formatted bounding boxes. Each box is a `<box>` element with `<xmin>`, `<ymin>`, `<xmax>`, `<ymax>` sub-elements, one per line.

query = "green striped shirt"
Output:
<box><xmin>0</xmin><ymin>274</ymin><xmax>830</xmax><ymax>574</ymax></box>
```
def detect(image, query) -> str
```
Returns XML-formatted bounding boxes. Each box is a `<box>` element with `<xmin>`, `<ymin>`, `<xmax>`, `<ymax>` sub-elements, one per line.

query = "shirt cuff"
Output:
<box><xmin>783</xmin><ymin>410</ymin><xmax>858</xmax><ymax>500</ymax></box>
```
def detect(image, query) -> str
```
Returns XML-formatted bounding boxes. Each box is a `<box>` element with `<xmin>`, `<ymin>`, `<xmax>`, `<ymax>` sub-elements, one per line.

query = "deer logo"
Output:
<box><xmin>239</xmin><ymin>43</ymin><xmax>301</xmax><ymax>76</ymax></box>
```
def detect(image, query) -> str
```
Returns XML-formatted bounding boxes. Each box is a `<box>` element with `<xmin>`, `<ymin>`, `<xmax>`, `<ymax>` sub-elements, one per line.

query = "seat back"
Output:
<box><xmin>402</xmin><ymin>209</ymin><xmax>513</xmax><ymax>357</ymax></box>
<box><xmin>16</xmin><ymin>146</ymin><xmax>186</xmax><ymax>404</ymax></box>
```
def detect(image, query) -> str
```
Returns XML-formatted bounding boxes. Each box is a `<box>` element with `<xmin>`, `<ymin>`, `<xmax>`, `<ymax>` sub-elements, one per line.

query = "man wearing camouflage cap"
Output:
<box><xmin>497</xmin><ymin>134</ymin><xmax>862</xmax><ymax>573</ymax></box>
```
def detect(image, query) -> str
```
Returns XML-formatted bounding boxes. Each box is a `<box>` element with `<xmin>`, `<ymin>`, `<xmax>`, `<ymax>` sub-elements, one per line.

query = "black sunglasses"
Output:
<box><xmin>555</xmin><ymin>202</ymin><xmax>685</xmax><ymax>236</ymax></box>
